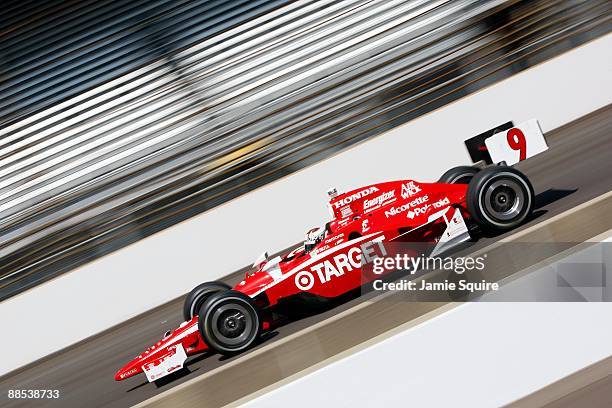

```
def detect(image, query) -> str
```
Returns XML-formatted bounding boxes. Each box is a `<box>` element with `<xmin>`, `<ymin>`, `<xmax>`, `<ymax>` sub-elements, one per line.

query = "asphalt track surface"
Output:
<box><xmin>1</xmin><ymin>105</ymin><xmax>611</xmax><ymax>408</ymax></box>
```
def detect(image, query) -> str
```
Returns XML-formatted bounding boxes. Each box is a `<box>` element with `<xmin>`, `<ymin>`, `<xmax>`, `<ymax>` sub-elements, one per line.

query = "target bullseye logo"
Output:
<box><xmin>295</xmin><ymin>270</ymin><xmax>315</xmax><ymax>290</ymax></box>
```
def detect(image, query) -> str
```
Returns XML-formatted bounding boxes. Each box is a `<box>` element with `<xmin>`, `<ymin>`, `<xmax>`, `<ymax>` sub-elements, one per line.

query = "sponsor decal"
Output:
<box><xmin>324</xmin><ymin>233</ymin><xmax>344</xmax><ymax>245</ymax></box>
<box><xmin>332</xmin><ymin>186</ymin><xmax>379</xmax><ymax>209</ymax></box>
<box><xmin>294</xmin><ymin>239</ymin><xmax>386</xmax><ymax>290</ymax></box>
<box><xmin>340</xmin><ymin>206</ymin><xmax>352</xmax><ymax>218</ymax></box>
<box><xmin>385</xmin><ymin>195</ymin><xmax>429</xmax><ymax>218</ymax></box>
<box><xmin>120</xmin><ymin>368</ymin><xmax>139</xmax><ymax>379</ymax></box>
<box><xmin>143</xmin><ymin>344</ymin><xmax>187</xmax><ymax>382</ymax></box>
<box><xmin>407</xmin><ymin>207</ymin><xmax>426</xmax><ymax>219</ymax></box>
<box><xmin>363</xmin><ymin>190</ymin><xmax>395</xmax><ymax>210</ymax></box>
<box><xmin>444</xmin><ymin>208</ymin><xmax>468</xmax><ymax>239</ymax></box>
<box><xmin>401</xmin><ymin>181</ymin><xmax>421</xmax><ymax>199</ymax></box>
<box><xmin>406</xmin><ymin>197</ymin><xmax>450</xmax><ymax>219</ymax></box>
<box><xmin>295</xmin><ymin>270</ymin><xmax>316</xmax><ymax>290</ymax></box>
<box><xmin>311</xmin><ymin>244</ymin><xmax>331</xmax><ymax>256</ymax></box>
<box><xmin>432</xmin><ymin>196</ymin><xmax>450</xmax><ymax>209</ymax></box>
<box><xmin>362</xmin><ymin>219</ymin><xmax>370</xmax><ymax>232</ymax></box>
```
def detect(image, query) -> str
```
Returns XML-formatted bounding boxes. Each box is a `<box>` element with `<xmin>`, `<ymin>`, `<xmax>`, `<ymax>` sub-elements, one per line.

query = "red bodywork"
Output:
<box><xmin>116</xmin><ymin>179</ymin><xmax>469</xmax><ymax>381</ymax></box>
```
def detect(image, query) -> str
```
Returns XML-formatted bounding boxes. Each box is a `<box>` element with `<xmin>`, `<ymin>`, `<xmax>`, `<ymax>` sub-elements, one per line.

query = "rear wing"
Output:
<box><xmin>464</xmin><ymin>119</ymin><xmax>548</xmax><ymax>165</ymax></box>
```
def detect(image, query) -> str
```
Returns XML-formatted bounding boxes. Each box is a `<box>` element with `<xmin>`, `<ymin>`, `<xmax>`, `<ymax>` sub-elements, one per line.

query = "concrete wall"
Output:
<box><xmin>243</xmin><ymin>235</ymin><xmax>612</xmax><ymax>407</ymax></box>
<box><xmin>1</xmin><ymin>33</ymin><xmax>610</xmax><ymax>376</ymax></box>
<box><xmin>244</xmin><ymin>302</ymin><xmax>612</xmax><ymax>408</ymax></box>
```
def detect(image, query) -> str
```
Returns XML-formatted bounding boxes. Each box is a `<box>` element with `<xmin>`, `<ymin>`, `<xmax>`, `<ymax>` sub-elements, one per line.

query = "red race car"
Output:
<box><xmin>115</xmin><ymin>164</ymin><xmax>534</xmax><ymax>383</ymax></box>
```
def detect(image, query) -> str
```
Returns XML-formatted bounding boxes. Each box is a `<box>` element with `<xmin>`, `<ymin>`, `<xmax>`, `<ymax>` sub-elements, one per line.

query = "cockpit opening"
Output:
<box><xmin>304</xmin><ymin>226</ymin><xmax>326</xmax><ymax>253</ymax></box>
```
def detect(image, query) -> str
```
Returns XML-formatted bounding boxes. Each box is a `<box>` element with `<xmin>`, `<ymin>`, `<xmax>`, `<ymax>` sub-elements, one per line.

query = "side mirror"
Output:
<box><xmin>252</xmin><ymin>251</ymin><xmax>269</xmax><ymax>268</ymax></box>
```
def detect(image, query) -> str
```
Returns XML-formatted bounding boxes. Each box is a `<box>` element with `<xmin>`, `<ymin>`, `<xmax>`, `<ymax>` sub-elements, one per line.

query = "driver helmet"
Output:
<box><xmin>304</xmin><ymin>226</ymin><xmax>325</xmax><ymax>253</ymax></box>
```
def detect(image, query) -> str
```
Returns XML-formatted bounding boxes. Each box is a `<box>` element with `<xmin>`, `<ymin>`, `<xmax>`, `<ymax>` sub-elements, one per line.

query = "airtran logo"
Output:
<box><xmin>385</xmin><ymin>195</ymin><xmax>429</xmax><ymax>218</ymax></box>
<box><xmin>332</xmin><ymin>187</ymin><xmax>379</xmax><ymax>209</ymax></box>
<box><xmin>363</xmin><ymin>190</ymin><xmax>395</xmax><ymax>210</ymax></box>
<box><xmin>294</xmin><ymin>239</ymin><xmax>387</xmax><ymax>290</ymax></box>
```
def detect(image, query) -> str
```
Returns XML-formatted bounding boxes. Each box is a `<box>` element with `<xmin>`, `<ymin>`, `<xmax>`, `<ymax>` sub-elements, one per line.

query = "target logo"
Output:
<box><xmin>295</xmin><ymin>271</ymin><xmax>315</xmax><ymax>290</ymax></box>
<box><xmin>292</xmin><ymin>239</ymin><xmax>387</xmax><ymax>291</ymax></box>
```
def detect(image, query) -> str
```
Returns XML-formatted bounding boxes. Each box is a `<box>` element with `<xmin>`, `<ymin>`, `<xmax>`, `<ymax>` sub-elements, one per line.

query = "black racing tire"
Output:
<box><xmin>198</xmin><ymin>290</ymin><xmax>262</xmax><ymax>355</ymax></box>
<box><xmin>466</xmin><ymin>166</ymin><xmax>534</xmax><ymax>232</ymax></box>
<box><xmin>438</xmin><ymin>165</ymin><xmax>479</xmax><ymax>184</ymax></box>
<box><xmin>183</xmin><ymin>281</ymin><xmax>231</xmax><ymax>321</ymax></box>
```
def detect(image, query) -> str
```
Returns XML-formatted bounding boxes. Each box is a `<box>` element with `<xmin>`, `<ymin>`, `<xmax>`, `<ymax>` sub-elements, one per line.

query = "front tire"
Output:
<box><xmin>183</xmin><ymin>281</ymin><xmax>231</xmax><ymax>321</ymax></box>
<box><xmin>466</xmin><ymin>166</ymin><xmax>534</xmax><ymax>232</ymax></box>
<box><xmin>198</xmin><ymin>290</ymin><xmax>262</xmax><ymax>355</ymax></box>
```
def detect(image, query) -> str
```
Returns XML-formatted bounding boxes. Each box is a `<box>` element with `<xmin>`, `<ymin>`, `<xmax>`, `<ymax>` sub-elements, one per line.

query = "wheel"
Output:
<box><xmin>466</xmin><ymin>166</ymin><xmax>534</xmax><ymax>232</ymax></box>
<box><xmin>438</xmin><ymin>165</ymin><xmax>479</xmax><ymax>184</ymax></box>
<box><xmin>183</xmin><ymin>281</ymin><xmax>231</xmax><ymax>321</ymax></box>
<box><xmin>198</xmin><ymin>290</ymin><xmax>262</xmax><ymax>355</ymax></box>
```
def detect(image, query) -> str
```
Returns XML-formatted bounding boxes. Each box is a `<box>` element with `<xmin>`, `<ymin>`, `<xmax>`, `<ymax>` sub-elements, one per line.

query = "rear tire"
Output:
<box><xmin>198</xmin><ymin>290</ymin><xmax>262</xmax><ymax>355</ymax></box>
<box><xmin>466</xmin><ymin>166</ymin><xmax>534</xmax><ymax>232</ymax></box>
<box><xmin>438</xmin><ymin>165</ymin><xmax>479</xmax><ymax>184</ymax></box>
<box><xmin>183</xmin><ymin>281</ymin><xmax>231</xmax><ymax>321</ymax></box>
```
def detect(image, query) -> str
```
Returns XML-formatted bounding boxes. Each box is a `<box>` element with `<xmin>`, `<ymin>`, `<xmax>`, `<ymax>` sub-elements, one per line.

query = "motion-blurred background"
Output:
<box><xmin>1</xmin><ymin>2</ymin><xmax>612</xmax><ymax>408</ymax></box>
<box><xmin>0</xmin><ymin>0</ymin><xmax>609</xmax><ymax>299</ymax></box>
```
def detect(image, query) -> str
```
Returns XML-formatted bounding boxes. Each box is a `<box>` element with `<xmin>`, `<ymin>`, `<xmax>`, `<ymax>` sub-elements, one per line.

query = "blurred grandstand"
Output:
<box><xmin>0</xmin><ymin>0</ymin><xmax>610</xmax><ymax>299</ymax></box>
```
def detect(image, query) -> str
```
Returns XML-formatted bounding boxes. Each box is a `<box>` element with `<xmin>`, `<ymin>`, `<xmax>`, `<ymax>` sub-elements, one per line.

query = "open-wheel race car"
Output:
<box><xmin>115</xmin><ymin>163</ymin><xmax>535</xmax><ymax>384</ymax></box>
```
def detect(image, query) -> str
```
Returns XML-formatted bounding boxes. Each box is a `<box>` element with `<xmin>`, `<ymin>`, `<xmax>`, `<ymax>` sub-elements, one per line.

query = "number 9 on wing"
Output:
<box><xmin>485</xmin><ymin>119</ymin><xmax>548</xmax><ymax>165</ymax></box>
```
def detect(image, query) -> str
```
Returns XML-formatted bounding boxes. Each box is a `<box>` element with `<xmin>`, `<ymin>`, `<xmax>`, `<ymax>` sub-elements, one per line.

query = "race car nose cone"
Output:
<box><xmin>115</xmin><ymin>360</ymin><xmax>140</xmax><ymax>381</ymax></box>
